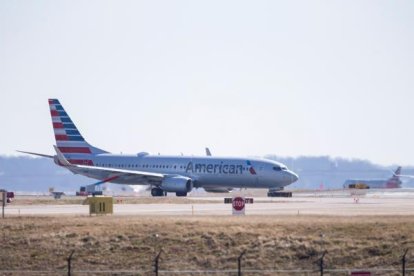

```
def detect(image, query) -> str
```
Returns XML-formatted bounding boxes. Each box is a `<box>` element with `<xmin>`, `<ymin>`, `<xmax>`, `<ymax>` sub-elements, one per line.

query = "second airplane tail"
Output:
<box><xmin>393</xmin><ymin>166</ymin><xmax>402</xmax><ymax>178</ymax></box>
<box><xmin>385</xmin><ymin>166</ymin><xmax>402</xmax><ymax>188</ymax></box>
<box><xmin>49</xmin><ymin>99</ymin><xmax>107</xmax><ymax>165</ymax></box>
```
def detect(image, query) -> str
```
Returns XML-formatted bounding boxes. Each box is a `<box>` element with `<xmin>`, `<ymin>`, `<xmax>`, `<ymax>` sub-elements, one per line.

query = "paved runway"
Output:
<box><xmin>4</xmin><ymin>195</ymin><xmax>414</xmax><ymax>216</ymax></box>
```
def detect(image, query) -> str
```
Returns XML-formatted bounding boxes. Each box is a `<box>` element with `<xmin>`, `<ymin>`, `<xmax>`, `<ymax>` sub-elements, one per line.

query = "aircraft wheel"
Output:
<box><xmin>176</xmin><ymin>192</ymin><xmax>187</xmax><ymax>197</ymax></box>
<box><xmin>151</xmin><ymin>187</ymin><xmax>165</xmax><ymax>197</ymax></box>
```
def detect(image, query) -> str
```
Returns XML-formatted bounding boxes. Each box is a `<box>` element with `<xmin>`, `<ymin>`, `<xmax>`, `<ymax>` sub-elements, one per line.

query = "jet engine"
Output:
<box><xmin>160</xmin><ymin>176</ymin><xmax>193</xmax><ymax>193</ymax></box>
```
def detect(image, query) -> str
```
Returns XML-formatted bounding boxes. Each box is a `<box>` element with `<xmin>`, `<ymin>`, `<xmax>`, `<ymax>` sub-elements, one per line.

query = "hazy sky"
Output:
<box><xmin>1</xmin><ymin>1</ymin><xmax>413</xmax><ymax>166</ymax></box>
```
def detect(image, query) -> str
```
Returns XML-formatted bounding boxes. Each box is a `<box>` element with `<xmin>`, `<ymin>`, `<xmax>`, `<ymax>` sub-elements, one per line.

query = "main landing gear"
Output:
<box><xmin>151</xmin><ymin>187</ymin><xmax>167</xmax><ymax>197</ymax></box>
<box><xmin>150</xmin><ymin>188</ymin><xmax>188</xmax><ymax>197</ymax></box>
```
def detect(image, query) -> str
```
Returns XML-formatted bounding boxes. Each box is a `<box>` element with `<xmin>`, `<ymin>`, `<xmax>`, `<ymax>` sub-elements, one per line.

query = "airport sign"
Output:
<box><xmin>232</xmin><ymin>196</ymin><xmax>245</xmax><ymax>215</ymax></box>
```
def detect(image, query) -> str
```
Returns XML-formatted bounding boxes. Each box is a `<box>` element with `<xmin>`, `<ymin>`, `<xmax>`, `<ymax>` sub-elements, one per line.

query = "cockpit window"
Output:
<box><xmin>274</xmin><ymin>165</ymin><xmax>288</xmax><ymax>171</ymax></box>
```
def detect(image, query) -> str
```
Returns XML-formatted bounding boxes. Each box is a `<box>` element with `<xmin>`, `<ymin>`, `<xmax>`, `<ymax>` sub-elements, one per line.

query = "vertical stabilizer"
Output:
<box><xmin>386</xmin><ymin>166</ymin><xmax>402</xmax><ymax>188</ymax></box>
<box><xmin>393</xmin><ymin>166</ymin><xmax>402</xmax><ymax>178</ymax></box>
<box><xmin>48</xmin><ymin>99</ymin><xmax>107</xmax><ymax>165</ymax></box>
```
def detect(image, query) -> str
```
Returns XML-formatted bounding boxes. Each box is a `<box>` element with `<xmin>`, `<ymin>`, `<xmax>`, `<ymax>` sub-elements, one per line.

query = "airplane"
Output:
<box><xmin>343</xmin><ymin>167</ymin><xmax>402</xmax><ymax>189</ymax></box>
<box><xmin>19</xmin><ymin>99</ymin><xmax>299</xmax><ymax>197</ymax></box>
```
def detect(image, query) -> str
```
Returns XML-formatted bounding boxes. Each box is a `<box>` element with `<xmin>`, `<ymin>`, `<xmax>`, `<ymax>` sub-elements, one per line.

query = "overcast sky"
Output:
<box><xmin>1</xmin><ymin>1</ymin><xmax>413</xmax><ymax>166</ymax></box>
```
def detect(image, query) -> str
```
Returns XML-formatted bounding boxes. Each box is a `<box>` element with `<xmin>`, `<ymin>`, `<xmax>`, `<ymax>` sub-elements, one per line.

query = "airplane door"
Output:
<box><xmin>188</xmin><ymin>157</ymin><xmax>194</xmax><ymax>179</ymax></box>
<box><xmin>255</xmin><ymin>167</ymin><xmax>262</xmax><ymax>187</ymax></box>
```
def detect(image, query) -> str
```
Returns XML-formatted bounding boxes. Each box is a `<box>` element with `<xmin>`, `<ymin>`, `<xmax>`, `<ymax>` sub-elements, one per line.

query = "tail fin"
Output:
<box><xmin>386</xmin><ymin>166</ymin><xmax>402</xmax><ymax>188</ymax></box>
<box><xmin>393</xmin><ymin>166</ymin><xmax>402</xmax><ymax>178</ymax></box>
<box><xmin>48</xmin><ymin>99</ymin><xmax>107</xmax><ymax>165</ymax></box>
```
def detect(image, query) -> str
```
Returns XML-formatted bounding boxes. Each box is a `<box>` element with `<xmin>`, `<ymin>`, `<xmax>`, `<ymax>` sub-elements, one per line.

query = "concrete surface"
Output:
<box><xmin>4</xmin><ymin>193</ymin><xmax>414</xmax><ymax>216</ymax></box>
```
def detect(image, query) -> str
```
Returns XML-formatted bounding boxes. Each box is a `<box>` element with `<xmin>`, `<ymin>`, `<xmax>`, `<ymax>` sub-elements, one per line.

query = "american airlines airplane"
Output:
<box><xmin>343</xmin><ymin>167</ymin><xmax>402</xmax><ymax>189</ymax></box>
<box><xmin>20</xmin><ymin>99</ymin><xmax>299</xmax><ymax>197</ymax></box>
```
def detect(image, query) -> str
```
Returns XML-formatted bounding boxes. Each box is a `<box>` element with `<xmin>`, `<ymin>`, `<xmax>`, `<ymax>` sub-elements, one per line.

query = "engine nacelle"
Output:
<box><xmin>160</xmin><ymin>176</ymin><xmax>193</xmax><ymax>193</ymax></box>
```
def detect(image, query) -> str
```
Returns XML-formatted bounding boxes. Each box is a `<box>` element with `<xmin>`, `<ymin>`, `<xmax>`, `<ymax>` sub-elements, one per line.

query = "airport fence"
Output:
<box><xmin>1</xmin><ymin>268</ymin><xmax>414</xmax><ymax>275</ymax></box>
<box><xmin>1</xmin><ymin>248</ymin><xmax>413</xmax><ymax>275</ymax></box>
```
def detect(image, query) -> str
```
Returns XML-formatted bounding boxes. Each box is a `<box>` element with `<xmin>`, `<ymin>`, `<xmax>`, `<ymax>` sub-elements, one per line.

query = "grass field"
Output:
<box><xmin>0</xmin><ymin>215</ymin><xmax>413</xmax><ymax>275</ymax></box>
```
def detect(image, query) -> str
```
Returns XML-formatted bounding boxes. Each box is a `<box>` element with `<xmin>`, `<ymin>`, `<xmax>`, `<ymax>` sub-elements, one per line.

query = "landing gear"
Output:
<box><xmin>267</xmin><ymin>191</ymin><xmax>292</xmax><ymax>197</ymax></box>
<box><xmin>267</xmin><ymin>188</ymin><xmax>292</xmax><ymax>197</ymax></box>
<box><xmin>150</xmin><ymin>187</ymin><xmax>187</xmax><ymax>197</ymax></box>
<box><xmin>151</xmin><ymin>187</ymin><xmax>167</xmax><ymax>197</ymax></box>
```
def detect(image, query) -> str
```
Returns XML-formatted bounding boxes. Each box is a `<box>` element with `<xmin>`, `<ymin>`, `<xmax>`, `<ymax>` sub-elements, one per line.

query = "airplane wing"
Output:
<box><xmin>54</xmin><ymin>146</ymin><xmax>165</xmax><ymax>185</ymax></box>
<box><xmin>74</xmin><ymin>164</ymin><xmax>165</xmax><ymax>185</ymax></box>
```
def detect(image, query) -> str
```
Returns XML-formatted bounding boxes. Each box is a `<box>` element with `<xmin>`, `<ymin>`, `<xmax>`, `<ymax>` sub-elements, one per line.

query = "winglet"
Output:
<box><xmin>205</xmin><ymin>147</ymin><xmax>212</xmax><ymax>156</ymax></box>
<box><xmin>53</xmin><ymin>145</ymin><xmax>72</xmax><ymax>166</ymax></box>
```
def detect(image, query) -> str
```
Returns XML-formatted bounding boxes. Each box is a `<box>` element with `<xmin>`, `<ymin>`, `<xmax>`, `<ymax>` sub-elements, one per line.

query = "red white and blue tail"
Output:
<box><xmin>393</xmin><ymin>166</ymin><xmax>402</xmax><ymax>178</ymax></box>
<box><xmin>48</xmin><ymin>99</ymin><xmax>107</xmax><ymax>165</ymax></box>
<box><xmin>386</xmin><ymin>166</ymin><xmax>402</xmax><ymax>188</ymax></box>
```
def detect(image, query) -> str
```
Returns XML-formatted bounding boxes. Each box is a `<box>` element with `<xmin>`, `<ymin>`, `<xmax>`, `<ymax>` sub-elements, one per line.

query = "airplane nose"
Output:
<box><xmin>289</xmin><ymin>171</ymin><xmax>299</xmax><ymax>183</ymax></box>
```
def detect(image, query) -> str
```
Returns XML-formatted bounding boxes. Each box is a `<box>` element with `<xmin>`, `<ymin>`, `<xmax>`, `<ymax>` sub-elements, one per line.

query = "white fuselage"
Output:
<box><xmin>70</xmin><ymin>153</ymin><xmax>298</xmax><ymax>190</ymax></box>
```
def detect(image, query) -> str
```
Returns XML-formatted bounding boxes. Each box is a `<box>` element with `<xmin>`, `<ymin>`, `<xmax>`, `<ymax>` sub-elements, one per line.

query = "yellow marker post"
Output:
<box><xmin>84</xmin><ymin>196</ymin><xmax>113</xmax><ymax>215</ymax></box>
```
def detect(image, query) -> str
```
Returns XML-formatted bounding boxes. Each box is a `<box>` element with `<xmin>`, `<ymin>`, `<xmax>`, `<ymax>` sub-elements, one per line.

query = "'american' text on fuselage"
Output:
<box><xmin>186</xmin><ymin>162</ymin><xmax>244</xmax><ymax>175</ymax></box>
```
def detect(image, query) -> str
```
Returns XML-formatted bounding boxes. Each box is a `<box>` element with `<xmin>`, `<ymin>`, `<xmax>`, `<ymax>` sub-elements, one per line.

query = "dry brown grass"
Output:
<box><xmin>0</xmin><ymin>215</ymin><xmax>413</xmax><ymax>275</ymax></box>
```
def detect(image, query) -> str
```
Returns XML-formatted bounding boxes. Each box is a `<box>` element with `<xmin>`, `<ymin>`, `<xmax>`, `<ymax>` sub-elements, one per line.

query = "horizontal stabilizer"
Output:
<box><xmin>17</xmin><ymin>150</ymin><xmax>54</xmax><ymax>159</ymax></box>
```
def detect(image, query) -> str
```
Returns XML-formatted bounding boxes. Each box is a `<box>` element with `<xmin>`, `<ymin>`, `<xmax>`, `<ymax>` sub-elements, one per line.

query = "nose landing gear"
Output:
<box><xmin>267</xmin><ymin>188</ymin><xmax>292</xmax><ymax>197</ymax></box>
